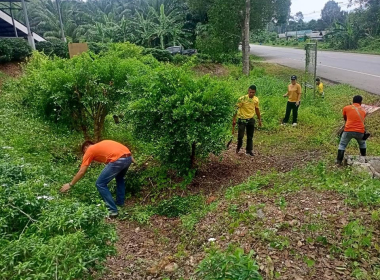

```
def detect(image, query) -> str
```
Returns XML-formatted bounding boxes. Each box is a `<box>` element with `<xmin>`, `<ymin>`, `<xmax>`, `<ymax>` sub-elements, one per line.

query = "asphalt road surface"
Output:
<box><xmin>250</xmin><ymin>44</ymin><xmax>380</xmax><ymax>95</ymax></box>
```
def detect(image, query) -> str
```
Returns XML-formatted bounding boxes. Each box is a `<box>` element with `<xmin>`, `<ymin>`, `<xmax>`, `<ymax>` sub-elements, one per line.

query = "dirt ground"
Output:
<box><xmin>0</xmin><ymin>62</ymin><xmax>22</xmax><ymax>77</ymax></box>
<box><xmin>103</xmin><ymin>145</ymin><xmax>365</xmax><ymax>280</ymax></box>
<box><xmin>0</xmin><ymin>62</ymin><xmax>22</xmax><ymax>89</ymax></box>
<box><xmin>104</xmin><ymin>179</ymin><xmax>378</xmax><ymax>279</ymax></box>
<box><xmin>188</xmin><ymin>142</ymin><xmax>320</xmax><ymax>196</ymax></box>
<box><xmin>192</xmin><ymin>63</ymin><xmax>230</xmax><ymax>77</ymax></box>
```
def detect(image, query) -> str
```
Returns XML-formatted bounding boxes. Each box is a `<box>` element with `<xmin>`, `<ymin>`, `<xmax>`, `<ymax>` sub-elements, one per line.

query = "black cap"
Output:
<box><xmin>291</xmin><ymin>75</ymin><xmax>297</xmax><ymax>80</ymax></box>
<box><xmin>316</xmin><ymin>78</ymin><xmax>320</xmax><ymax>82</ymax></box>
<box><xmin>249</xmin><ymin>84</ymin><xmax>257</xmax><ymax>91</ymax></box>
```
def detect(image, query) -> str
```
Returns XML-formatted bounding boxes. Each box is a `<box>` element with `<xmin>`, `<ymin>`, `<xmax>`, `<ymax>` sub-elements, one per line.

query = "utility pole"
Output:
<box><xmin>242</xmin><ymin>0</ymin><xmax>251</xmax><ymax>75</ymax></box>
<box><xmin>56</xmin><ymin>0</ymin><xmax>66</xmax><ymax>42</ymax></box>
<box><xmin>9</xmin><ymin>1</ymin><xmax>18</xmax><ymax>37</ymax></box>
<box><xmin>20</xmin><ymin>0</ymin><xmax>35</xmax><ymax>50</ymax></box>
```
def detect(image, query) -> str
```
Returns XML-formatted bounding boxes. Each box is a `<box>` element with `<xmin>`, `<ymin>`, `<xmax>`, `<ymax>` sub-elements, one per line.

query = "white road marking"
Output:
<box><xmin>318</xmin><ymin>64</ymin><xmax>380</xmax><ymax>79</ymax></box>
<box><xmin>278</xmin><ymin>57</ymin><xmax>380</xmax><ymax>79</ymax></box>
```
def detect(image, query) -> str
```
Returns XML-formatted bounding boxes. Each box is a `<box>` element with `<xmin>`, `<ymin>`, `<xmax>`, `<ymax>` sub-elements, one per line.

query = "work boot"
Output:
<box><xmin>336</xmin><ymin>150</ymin><xmax>345</xmax><ymax>165</ymax></box>
<box><xmin>360</xmin><ymin>148</ymin><xmax>366</xmax><ymax>157</ymax></box>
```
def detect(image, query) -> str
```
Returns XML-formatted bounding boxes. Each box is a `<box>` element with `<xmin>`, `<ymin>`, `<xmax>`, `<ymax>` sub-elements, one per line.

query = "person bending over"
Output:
<box><xmin>336</xmin><ymin>95</ymin><xmax>367</xmax><ymax>165</ymax></box>
<box><xmin>60</xmin><ymin>140</ymin><xmax>135</xmax><ymax>217</ymax></box>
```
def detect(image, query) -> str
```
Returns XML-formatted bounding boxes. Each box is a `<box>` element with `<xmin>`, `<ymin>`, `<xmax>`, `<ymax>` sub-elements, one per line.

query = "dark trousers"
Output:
<box><xmin>95</xmin><ymin>157</ymin><xmax>132</xmax><ymax>213</ymax></box>
<box><xmin>283</xmin><ymin>101</ymin><xmax>299</xmax><ymax>124</ymax></box>
<box><xmin>237</xmin><ymin>118</ymin><xmax>255</xmax><ymax>152</ymax></box>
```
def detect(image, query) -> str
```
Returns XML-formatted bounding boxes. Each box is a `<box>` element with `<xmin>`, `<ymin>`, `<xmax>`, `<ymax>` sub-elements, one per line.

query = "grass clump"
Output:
<box><xmin>196</xmin><ymin>245</ymin><xmax>262</xmax><ymax>280</ymax></box>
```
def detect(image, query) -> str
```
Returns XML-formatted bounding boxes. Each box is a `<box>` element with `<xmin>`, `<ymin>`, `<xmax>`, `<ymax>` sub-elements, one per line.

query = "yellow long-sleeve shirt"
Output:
<box><xmin>286</xmin><ymin>83</ymin><xmax>302</xmax><ymax>102</ymax></box>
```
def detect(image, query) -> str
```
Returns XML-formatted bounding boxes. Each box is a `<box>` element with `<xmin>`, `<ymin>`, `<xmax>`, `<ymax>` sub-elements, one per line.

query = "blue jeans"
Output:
<box><xmin>339</xmin><ymin>131</ymin><xmax>367</xmax><ymax>151</ymax></box>
<box><xmin>96</xmin><ymin>156</ymin><xmax>132</xmax><ymax>213</ymax></box>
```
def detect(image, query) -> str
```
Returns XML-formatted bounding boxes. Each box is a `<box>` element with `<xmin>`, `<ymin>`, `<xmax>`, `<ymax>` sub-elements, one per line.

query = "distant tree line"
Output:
<box><xmin>10</xmin><ymin>0</ymin><xmax>291</xmax><ymax>70</ymax></box>
<box><xmin>256</xmin><ymin>0</ymin><xmax>380</xmax><ymax>51</ymax></box>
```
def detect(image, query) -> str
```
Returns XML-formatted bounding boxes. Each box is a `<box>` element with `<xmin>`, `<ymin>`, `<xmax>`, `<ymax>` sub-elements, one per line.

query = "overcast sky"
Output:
<box><xmin>291</xmin><ymin>0</ymin><xmax>361</xmax><ymax>21</ymax></box>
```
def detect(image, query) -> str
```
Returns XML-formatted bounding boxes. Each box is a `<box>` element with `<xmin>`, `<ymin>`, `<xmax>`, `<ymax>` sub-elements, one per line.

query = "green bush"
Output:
<box><xmin>88</xmin><ymin>42</ymin><xmax>110</xmax><ymax>54</ymax></box>
<box><xmin>172</xmin><ymin>54</ymin><xmax>190</xmax><ymax>65</ymax></box>
<box><xmin>358</xmin><ymin>37</ymin><xmax>380</xmax><ymax>53</ymax></box>
<box><xmin>196</xmin><ymin>246</ymin><xmax>263</xmax><ymax>280</ymax></box>
<box><xmin>20</xmin><ymin>50</ymin><xmax>151</xmax><ymax>141</ymax></box>
<box><xmin>142</xmin><ymin>48</ymin><xmax>173</xmax><ymax>62</ymax></box>
<box><xmin>155</xmin><ymin>195</ymin><xmax>203</xmax><ymax>217</ymax></box>
<box><xmin>194</xmin><ymin>53</ymin><xmax>212</xmax><ymax>63</ymax></box>
<box><xmin>0</xmin><ymin>169</ymin><xmax>116</xmax><ymax>279</ymax></box>
<box><xmin>0</xmin><ymin>200</ymin><xmax>116</xmax><ymax>280</ymax></box>
<box><xmin>107</xmin><ymin>42</ymin><xmax>143</xmax><ymax>59</ymax></box>
<box><xmin>36</xmin><ymin>39</ymin><xmax>69</xmax><ymax>58</ymax></box>
<box><xmin>0</xmin><ymin>38</ymin><xmax>32</xmax><ymax>62</ymax></box>
<box><xmin>127</xmin><ymin>64</ymin><xmax>235</xmax><ymax>173</ymax></box>
<box><xmin>196</xmin><ymin>34</ymin><xmax>240</xmax><ymax>64</ymax></box>
<box><xmin>0</xmin><ymin>41</ymin><xmax>12</xmax><ymax>62</ymax></box>
<box><xmin>195</xmin><ymin>21</ymin><xmax>240</xmax><ymax>63</ymax></box>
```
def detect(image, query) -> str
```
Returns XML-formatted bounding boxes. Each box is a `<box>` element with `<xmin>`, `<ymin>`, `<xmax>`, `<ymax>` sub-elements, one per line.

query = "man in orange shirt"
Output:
<box><xmin>60</xmin><ymin>140</ymin><xmax>135</xmax><ymax>217</ymax></box>
<box><xmin>336</xmin><ymin>95</ymin><xmax>367</xmax><ymax>165</ymax></box>
<box><xmin>282</xmin><ymin>75</ymin><xmax>302</xmax><ymax>126</ymax></box>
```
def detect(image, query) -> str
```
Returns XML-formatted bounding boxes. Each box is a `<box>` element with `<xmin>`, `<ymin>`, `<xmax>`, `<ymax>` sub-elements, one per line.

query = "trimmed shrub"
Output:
<box><xmin>107</xmin><ymin>42</ymin><xmax>143</xmax><ymax>59</ymax></box>
<box><xmin>20</xmin><ymin>50</ymin><xmax>152</xmax><ymax>141</ymax></box>
<box><xmin>172</xmin><ymin>54</ymin><xmax>190</xmax><ymax>65</ymax></box>
<box><xmin>36</xmin><ymin>39</ymin><xmax>69</xmax><ymax>58</ymax></box>
<box><xmin>88</xmin><ymin>42</ymin><xmax>110</xmax><ymax>54</ymax></box>
<box><xmin>127</xmin><ymin>64</ymin><xmax>235</xmax><ymax>173</ymax></box>
<box><xmin>142</xmin><ymin>48</ymin><xmax>173</xmax><ymax>62</ymax></box>
<box><xmin>195</xmin><ymin>53</ymin><xmax>212</xmax><ymax>63</ymax></box>
<box><xmin>0</xmin><ymin>38</ymin><xmax>32</xmax><ymax>62</ymax></box>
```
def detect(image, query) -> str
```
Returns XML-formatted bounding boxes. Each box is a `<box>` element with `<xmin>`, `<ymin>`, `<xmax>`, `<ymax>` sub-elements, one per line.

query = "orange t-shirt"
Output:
<box><xmin>343</xmin><ymin>104</ymin><xmax>366</xmax><ymax>133</ymax></box>
<box><xmin>81</xmin><ymin>140</ymin><xmax>130</xmax><ymax>167</ymax></box>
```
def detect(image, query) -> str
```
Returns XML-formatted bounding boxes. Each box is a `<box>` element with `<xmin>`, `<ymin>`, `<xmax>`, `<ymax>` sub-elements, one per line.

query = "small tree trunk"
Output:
<box><xmin>242</xmin><ymin>0</ymin><xmax>251</xmax><ymax>75</ymax></box>
<box><xmin>94</xmin><ymin>105</ymin><xmax>107</xmax><ymax>142</ymax></box>
<box><xmin>241</xmin><ymin>23</ymin><xmax>245</xmax><ymax>61</ymax></box>
<box><xmin>81</xmin><ymin>124</ymin><xmax>90</xmax><ymax>140</ymax></box>
<box><xmin>78</xmin><ymin>107</ymin><xmax>90</xmax><ymax>140</ymax></box>
<box><xmin>161</xmin><ymin>35</ymin><xmax>164</xmax><ymax>50</ymax></box>
<box><xmin>190</xmin><ymin>141</ymin><xmax>196</xmax><ymax>169</ymax></box>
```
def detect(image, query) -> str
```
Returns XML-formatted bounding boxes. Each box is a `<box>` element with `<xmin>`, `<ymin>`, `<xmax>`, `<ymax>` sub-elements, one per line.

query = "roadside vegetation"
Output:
<box><xmin>1</xmin><ymin>43</ymin><xmax>380</xmax><ymax>279</ymax></box>
<box><xmin>252</xmin><ymin>0</ymin><xmax>380</xmax><ymax>55</ymax></box>
<box><xmin>252</xmin><ymin>36</ymin><xmax>380</xmax><ymax>56</ymax></box>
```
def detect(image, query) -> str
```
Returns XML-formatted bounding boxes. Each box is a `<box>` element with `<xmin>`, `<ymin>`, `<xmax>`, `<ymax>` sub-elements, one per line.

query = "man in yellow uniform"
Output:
<box><xmin>316</xmin><ymin>78</ymin><xmax>324</xmax><ymax>98</ymax></box>
<box><xmin>282</xmin><ymin>75</ymin><xmax>302</xmax><ymax>127</ymax></box>
<box><xmin>233</xmin><ymin>85</ymin><xmax>262</xmax><ymax>156</ymax></box>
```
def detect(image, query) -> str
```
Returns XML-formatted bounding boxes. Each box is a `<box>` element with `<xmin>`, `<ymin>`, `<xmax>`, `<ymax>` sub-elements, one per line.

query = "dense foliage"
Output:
<box><xmin>190</xmin><ymin>0</ymin><xmax>290</xmax><ymax>60</ymax></box>
<box><xmin>36</xmin><ymin>38</ymin><xmax>69</xmax><ymax>58</ymax></box>
<box><xmin>262</xmin><ymin>0</ymin><xmax>380</xmax><ymax>53</ymax></box>
<box><xmin>126</xmin><ymin>62</ymin><xmax>235</xmax><ymax>172</ymax></box>
<box><xmin>16</xmin><ymin>43</ymin><xmax>236</xmax><ymax>174</ymax></box>
<box><xmin>142</xmin><ymin>47</ymin><xmax>173</xmax><ymax>62</ymax></box>
<box><xmin>0</xmin><ymin>88</ymin><xmax>116</xmax><ymax>279</ymax></box>
<box><xmin>1</xmin><ymin>47</ymin><xmax>380</xmax><ymax>278</ymax></box>
<box><xmin>323</xmin><ymin>0</ymin><xmax>380</xmax><ymax>51</ymax></box>
<box><xmin>19</xmin><ymin>44</ymin><xmax>148</xmax><ymax>141</ymax></box>
<box><xmin>0</xmin><ymin>38</ymin><xmax>32</xmax><ymax>62</ymax></box>
<box><xmin>19</xmin><ymin>0</ymin><xmax>194</xmax><ymax>49</ymax></box>
<box><xmin>12</xmin><ymin>0</ymin><xmax>291</xmax><ymax>65</ymax></box>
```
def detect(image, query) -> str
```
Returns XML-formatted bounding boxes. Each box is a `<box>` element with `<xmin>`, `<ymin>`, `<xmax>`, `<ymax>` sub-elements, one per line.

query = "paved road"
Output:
<box><xmin>250</xmin><ymin>45</ymin><xmax>380</xmax><ymax>94</ymax></box>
